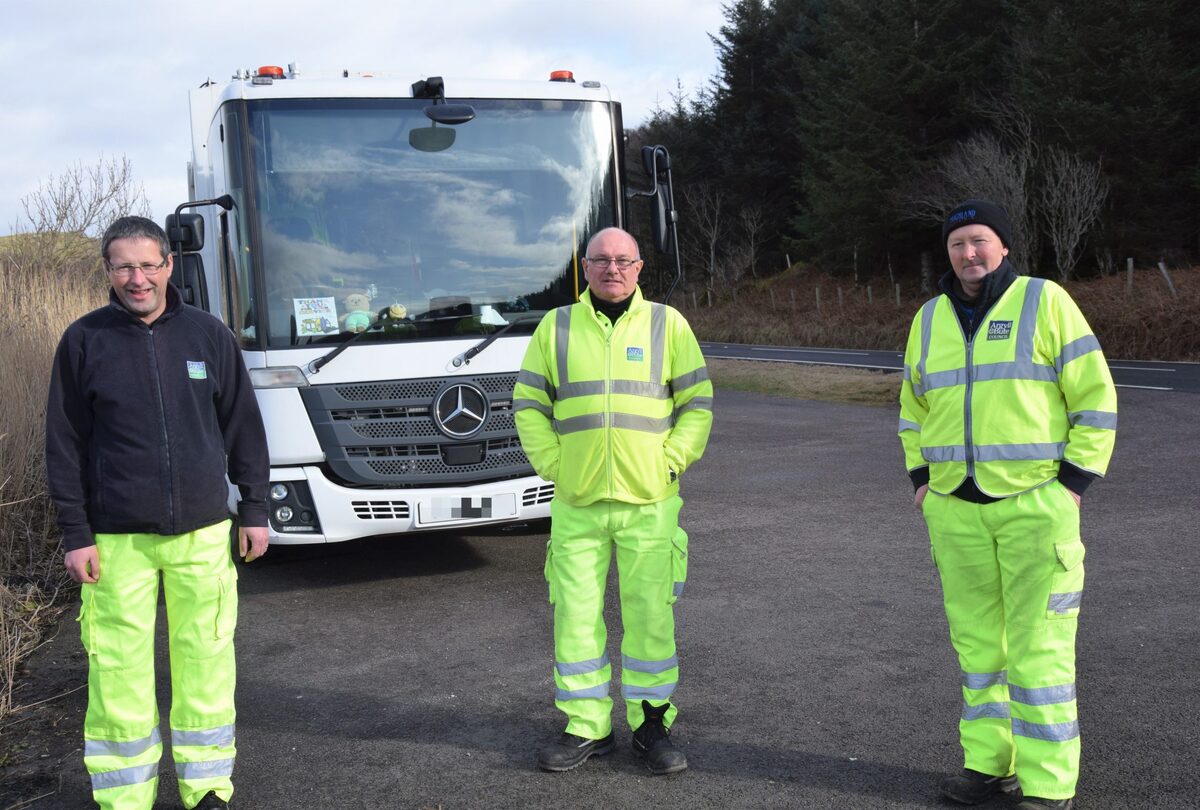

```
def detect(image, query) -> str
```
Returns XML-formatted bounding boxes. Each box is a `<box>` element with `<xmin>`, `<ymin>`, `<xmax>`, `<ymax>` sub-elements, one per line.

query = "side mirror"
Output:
<box><xmin>640</xmin><ymin>146</ymin><xmax>676</xmax><ymax>256</ymax></box>
<box><xmin>166</xmin><ymin>212</ymin><xmax>205</xmax><ymax>251</ymax></box>
<box><xmin>164</xmin><ymin>212</ymin><xmax>208</xmax><ymax>308</ymax></box>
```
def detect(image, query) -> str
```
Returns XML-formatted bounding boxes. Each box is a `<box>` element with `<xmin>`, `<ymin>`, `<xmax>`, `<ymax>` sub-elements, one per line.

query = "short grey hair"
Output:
<box><xmin>101</xmin><ymin>216</ymin><xmax>170</xmax><ymax>262</ymax></box>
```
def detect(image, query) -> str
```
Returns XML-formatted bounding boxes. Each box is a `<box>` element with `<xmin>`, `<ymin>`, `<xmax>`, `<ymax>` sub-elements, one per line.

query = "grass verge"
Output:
<box><xmin>708</xmin><ymin>358</ymin><xmax>901</xmax><ymax>406</ymax></box>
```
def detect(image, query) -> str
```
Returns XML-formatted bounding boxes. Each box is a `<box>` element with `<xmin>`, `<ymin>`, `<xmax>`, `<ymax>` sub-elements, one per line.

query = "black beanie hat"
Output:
<box><xmin>942</xmin><ymin>199</ymin><xmax>1013</xmax><ymax>248</ymax></box>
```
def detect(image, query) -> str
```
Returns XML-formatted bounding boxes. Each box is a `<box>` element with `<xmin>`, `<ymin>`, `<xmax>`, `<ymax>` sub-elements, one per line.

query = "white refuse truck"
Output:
<box><xmin>167</xmin><ymin>63</ymin><xmax>680</xmax><ymax>544</ymax></box>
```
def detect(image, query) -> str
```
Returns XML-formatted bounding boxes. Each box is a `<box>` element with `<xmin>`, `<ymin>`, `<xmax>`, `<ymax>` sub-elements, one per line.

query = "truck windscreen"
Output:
<box><xmin>230</xmin><ymin>98</ymin><xmax>618</xmax><ymax>348</ymax></box>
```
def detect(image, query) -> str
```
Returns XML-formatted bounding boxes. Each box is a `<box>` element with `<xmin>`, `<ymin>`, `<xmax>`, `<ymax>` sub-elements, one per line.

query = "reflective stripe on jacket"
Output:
<box><xmin>514</xmin><ymin>287</ymin><xmax>713</xmax><ymax>506</ymax></box>
<box><xmin>898</xmin><ymin>276</ymin><xmax>1117</xmax><ymax>497</ymax></box>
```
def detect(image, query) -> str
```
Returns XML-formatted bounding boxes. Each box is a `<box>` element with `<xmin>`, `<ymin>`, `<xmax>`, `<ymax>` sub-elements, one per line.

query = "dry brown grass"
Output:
<box><xmin>0</xmin><ymin>246</ymin><xmax>106</xmax><ymax>721</ymax></box>
<box><xmin>708</xmin><ymin>358</ymin><xmax>900</xmax><ymax>406</ymax></box>
<box><xmin>677</xmin><ymin>265</ymin><xmax>1200</xmax><ymax>361</ymax></box>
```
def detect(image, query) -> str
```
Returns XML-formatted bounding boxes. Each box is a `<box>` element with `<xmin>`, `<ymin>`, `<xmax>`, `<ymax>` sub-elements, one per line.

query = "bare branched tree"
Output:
<box><xmin>7</xmin><ymin>155</ymin><xmax>152</xmax><ymax>273</ymax></box>
<box><xmin>681</xmin><ymin>183</ymin><xmax>726</xmax><ymax>291</ymax></box>
<box><xmin>906</xmin><ymin>132</ymin><xmax>1035</xmax><ymax>275</ymax></box>
<box><xmin>1039</xmin><ymin>147</ymin><xmax>1109</xmax><ymax>281</ymax></box>
<box><xmin>901</xmin><ymin>98</ymin><xmax>1041</xmax><ymax>275</ymax></box>
<box><xmin>738</xmin><ymin>205</ymin><xmax>767</xmax><ymax>279</ymax></box>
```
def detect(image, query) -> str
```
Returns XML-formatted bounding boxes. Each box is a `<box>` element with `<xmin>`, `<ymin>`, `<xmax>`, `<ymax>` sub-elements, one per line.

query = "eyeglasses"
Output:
<box><xmin>107</xmin><ymin>260</ymin><xmax>168</xmax><ymax>279</ymax></box>
<box><xmin>585</xmin><ymin>256</ymin><xmax>641</xmax><ymax>270</ymax></box>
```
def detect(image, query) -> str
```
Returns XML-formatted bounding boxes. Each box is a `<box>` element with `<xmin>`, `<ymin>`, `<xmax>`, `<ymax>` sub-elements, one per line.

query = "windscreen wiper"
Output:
<box><xmin>451</xmin><ymin>312</ymin><xmax>545</xmax><ymax>368</ymax></box>
<box><xmin>307</xmin><ymin>305</ymin><xmax>408</xmax><ymax>375</ymax></box>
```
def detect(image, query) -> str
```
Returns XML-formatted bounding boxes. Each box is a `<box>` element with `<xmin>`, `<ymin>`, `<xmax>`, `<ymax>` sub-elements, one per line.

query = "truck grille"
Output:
<box><xmin>300</xmin><ymin>373</ymin><xmax>535</xmax><ymax>487</ymax></box>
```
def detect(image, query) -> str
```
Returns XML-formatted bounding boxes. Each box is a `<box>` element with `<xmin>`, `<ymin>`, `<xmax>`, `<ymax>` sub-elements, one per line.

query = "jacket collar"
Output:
<box><xmin>581</xmin><ymin>285</ymin><xmax>645</xmax><ymax>312</ymax></box>
<box><xmin>108</xmin><ymin>281</ymin><xmax>184</xmax><ymax>327</ymax></box>
<box><xmin>937</xmin><ymin>257</ymin><xmax>1018</xmax><ymax>310</ymax></box>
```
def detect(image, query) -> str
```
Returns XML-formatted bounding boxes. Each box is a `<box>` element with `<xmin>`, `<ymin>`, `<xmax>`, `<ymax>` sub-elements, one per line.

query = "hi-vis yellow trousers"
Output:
<box><xmin>924</xmin><ymin>482</ymin><xmax>1085</xmax><ymax>801</ymax></box>
<box><xmin>78</xmin><ymin>520</ymin><xmax>238</xmax><ymax>810</ymax></box>
<box><xmin>545</xmin><ymin>495</ymin><xmax>689</xmax><ymax>740</ymax></box>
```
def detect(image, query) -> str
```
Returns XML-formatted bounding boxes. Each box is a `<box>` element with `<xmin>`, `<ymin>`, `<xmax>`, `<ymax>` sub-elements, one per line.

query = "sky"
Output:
<box><xmin>1</xmin><ymin>1</ymin><xmax>726</xmax><ymax>236</ymax></box>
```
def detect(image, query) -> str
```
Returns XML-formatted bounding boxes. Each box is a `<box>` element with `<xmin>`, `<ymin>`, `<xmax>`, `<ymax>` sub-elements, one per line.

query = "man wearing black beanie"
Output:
<box><xmin>896</xmin><ymin>200</ymin><xmax>1118</xmax><ymax>810</ymax></box>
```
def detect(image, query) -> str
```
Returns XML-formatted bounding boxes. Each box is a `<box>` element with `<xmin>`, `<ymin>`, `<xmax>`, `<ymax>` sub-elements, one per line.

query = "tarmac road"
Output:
<box><xmin>698</xmin><ymin>342</ymin><xmax>1200</xmax><ymax>392</ymax></box>
<box><xmin>5</xmin><ymin>387</ymin><xmax>1197</xmax><ymax>809</ymax></box>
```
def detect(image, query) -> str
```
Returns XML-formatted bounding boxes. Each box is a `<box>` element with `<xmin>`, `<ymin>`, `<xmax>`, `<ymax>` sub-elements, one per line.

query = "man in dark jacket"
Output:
<box><xmin>46</xmin><ymin>216</ymin><xmax>269</xmax><ymax>810</ymax></box>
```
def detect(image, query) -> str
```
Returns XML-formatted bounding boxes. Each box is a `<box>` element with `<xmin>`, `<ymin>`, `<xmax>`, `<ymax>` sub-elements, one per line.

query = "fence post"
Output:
<box><xmin>1157</xmin><ymin>261</ymin><xmax>1179</xmax><ymax>299</ymax></box>
<box><xmin>815</xmin><ymin>286</ymin><xmax>821</xmax><ymax>315</ymax></box>
<box><xmin>895</xmin><ymin>283</ymin><xmax>901</xmax><ymax>307</ymax></box>
<box><xmin>867</xmin><ymin>285</ymin><xmax>873</xmax><ymax>304</ymax></box>
<box><xmin>837</xmin><ymin>287</ymin><xmax>844</xmax><ymax>308</ymax></box>
<box><xmin>1126</xmin><ymin>258</ymin><xmax>1133</xmax><ymax>296</ymax></box>
<box><xmin>790</xmin><ymin>289</ymin><xmax>796</xmax><ymax>312</ymax></box>
<box><xmin>691</xmin><ymin>290</ymin><xmax>698</xmax><ymax>310</ymax></box>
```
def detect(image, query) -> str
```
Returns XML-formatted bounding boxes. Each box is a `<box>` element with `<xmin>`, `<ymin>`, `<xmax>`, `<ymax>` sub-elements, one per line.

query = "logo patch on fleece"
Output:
<box><xmin>187</xmin><ymin>361</ymin><xmax>207</xmax><ymax>379</ymax></box>
<box><xmin>626</xmin><ymin>347</ymin><xmax>644</xmax><ymax>362</ymax></box>
<box><xmin>987</xmin><ymin>321</ymin><xmax>1013</xmax><ymax>341</ymax></box>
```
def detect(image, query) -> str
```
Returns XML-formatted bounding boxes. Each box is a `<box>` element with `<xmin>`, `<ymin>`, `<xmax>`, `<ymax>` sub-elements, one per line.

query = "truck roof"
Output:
<box><xmin>192</xmin><ymin>68</ymin><xmax>618</xmax><ymax>105</ymax></box>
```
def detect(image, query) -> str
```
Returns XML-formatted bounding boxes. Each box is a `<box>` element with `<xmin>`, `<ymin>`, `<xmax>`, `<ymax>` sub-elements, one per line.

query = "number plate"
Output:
<box><xmin>418</xmin><ymin>494</ymin><xmax>518</xmax><ymax>524</ymax></box>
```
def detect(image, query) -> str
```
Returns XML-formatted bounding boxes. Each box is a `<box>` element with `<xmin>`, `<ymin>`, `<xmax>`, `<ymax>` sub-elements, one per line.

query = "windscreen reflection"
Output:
<box><xmin>245</xmin><ymin>98</ymin><xmax>616</xmax><ymax>347</ymax></box>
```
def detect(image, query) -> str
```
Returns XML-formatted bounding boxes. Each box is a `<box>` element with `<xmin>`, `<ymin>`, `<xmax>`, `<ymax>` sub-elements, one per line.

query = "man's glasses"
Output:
<box><xmin>585</xmin><ymin>256</ymin><xmax>640</xmax><ymax>270</ymax></box>
<box><xmin>107</xmin><ymin>260</ymin><xmax>168</xmax><ymax>280</ymax></box>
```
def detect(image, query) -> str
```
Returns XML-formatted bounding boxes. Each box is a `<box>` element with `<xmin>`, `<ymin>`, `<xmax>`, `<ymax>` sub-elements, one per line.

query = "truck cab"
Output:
<box><xmin>170</xmin><ymin>64</ymin><xmax>676</xmax><ymax>544</ymax></box>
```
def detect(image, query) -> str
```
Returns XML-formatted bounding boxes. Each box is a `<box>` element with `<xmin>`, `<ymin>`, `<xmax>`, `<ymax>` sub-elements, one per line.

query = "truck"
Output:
<box><xmin>166</xmin><ymin>63</ymin><xmax>679</xmax><ymax>545</ymax></box>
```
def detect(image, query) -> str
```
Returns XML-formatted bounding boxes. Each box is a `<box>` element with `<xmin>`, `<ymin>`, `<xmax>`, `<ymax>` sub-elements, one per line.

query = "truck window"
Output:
<box><xmin>230</xmin><ymin>98</ymin><xmax>617</xmax><ymax>348</ymax></box>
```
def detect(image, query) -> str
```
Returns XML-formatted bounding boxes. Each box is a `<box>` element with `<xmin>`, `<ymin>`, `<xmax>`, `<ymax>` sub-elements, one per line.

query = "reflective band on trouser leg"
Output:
<box><xmin>922</xmin><ymin>494</ymin><xmax>1015</xmax><ymax>778</ymax></box>
<box><xmin>82</xmin><ymin>533</ymin><xmax>165</xmax><ymax>810</ymax></box>
<box><xmin>549</xmin><ymin>499</ymin><xmax>615</xmax><ymax>739</ymax></box>
<box><xmin>614</xmin><ymin>495</ymin><xmax>683</xmax><ymax>732</ymax></box>
<box><xmin>999</xmin><ymin>485</ymin><xmax>1083</xmax><ymax>801</ymax></box>
<box><xmin>162</xmin><ymin>520</ymin><xmax>238</xmax><ymax>808</ymax></box>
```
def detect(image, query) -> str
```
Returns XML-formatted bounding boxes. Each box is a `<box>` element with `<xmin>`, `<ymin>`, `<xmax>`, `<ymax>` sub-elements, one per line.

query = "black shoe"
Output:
<box><xmin>1017</xmin><ymin>799</ymin><xmax>1073</xmax><ymax>809</ymax></box>
<box><xmin>193</xmin><ymin>792</ymin><xmax>229</xmax><ymax>809</ymax></box>
<box><xmin>631</xmin><ymin>700</ymin><xmax>687</xmax><ymax>775</ymax></box>
<box><xmin>537</xmin><ymin>731</ymin><xmax>615</xmax><ymax>772</ymax></box>
<box><xmin>940</xmin><ymin>768</ymin><xmax>1020</xmax><ymax>805</ymax></box>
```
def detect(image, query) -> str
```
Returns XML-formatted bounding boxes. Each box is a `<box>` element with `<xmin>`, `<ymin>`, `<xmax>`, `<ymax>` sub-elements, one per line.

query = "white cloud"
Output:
<box><xmin>1</xmin><ymin>1</ymin><xmax>724</xmax><ymax>234</ymax></box>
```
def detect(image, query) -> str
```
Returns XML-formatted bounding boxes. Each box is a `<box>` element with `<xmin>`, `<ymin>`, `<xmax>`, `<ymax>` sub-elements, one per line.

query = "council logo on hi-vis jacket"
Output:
<box><xmin>187</xmin><ymin>361</ymin><xmax>207</xmax><ymax>379</ymax></box>
<box><xmin>627</xmin><ymin>347</ymin><xmax>644</xmax><ymax>362</ymax></box>
<box><xmin>987</xmin><ymin>321</ymin><xmax>1014</xmax><ymax>341</ymax></box>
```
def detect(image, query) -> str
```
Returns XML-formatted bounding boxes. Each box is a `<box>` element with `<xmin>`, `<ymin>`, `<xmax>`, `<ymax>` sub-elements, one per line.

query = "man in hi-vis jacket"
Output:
<box><xmin>899</xmin><ymin>200</ymin><xmax>1117</xmax><ymax>810</ymax></box>
<box><xmin>515</xmin><ymin>227</ymin><xmax>713</xmax><ymax>775</ymax></box>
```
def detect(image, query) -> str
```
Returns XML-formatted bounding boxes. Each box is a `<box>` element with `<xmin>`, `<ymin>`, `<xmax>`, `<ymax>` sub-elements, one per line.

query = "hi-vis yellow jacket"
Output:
<box><xmin>514</xmin><ymin>287</ymin><xmax>713</xmax><ymax>506</ymax></box>
<box><xmin>899</xmin><ymin>276</ymin><xmax>1117</xmax><ymax>497</ymax></box>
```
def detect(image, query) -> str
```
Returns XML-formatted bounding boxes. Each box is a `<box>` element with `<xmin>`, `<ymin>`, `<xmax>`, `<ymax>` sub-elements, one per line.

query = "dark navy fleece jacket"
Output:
<box><xmin>46</xmin><ymin>285</ymin><xmax>269</xmax><ymax>552</ymax></box>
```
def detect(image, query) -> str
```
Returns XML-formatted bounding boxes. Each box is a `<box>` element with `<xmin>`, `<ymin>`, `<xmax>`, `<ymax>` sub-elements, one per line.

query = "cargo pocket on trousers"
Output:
<box><xmin>1046</xmin><ymin>540</ymin><xmax>1085</xmax><ymax>620</ymax></box>
<box><xmin>669</xmin><ymin>531</ymin><xmax>689</xmax><ymax>604</ymax></box>
<box><xmin>77</xmin><ymin>590</ymin><xmax>95</xmax><ymax>659</ymax></box>
<box><xmin>77</xmin><ymin>587</ymin><xmax>120</xmax><ymax>671</ymax></box>
<box><xmin>543</xmin><ymin>540</ymin><xmax>557</xmax><ymax>605</ymax></box>
<box><xmin>214</xmin><ymin>572</ymin><xmax>239</xmax><ymax>640</ymax></box>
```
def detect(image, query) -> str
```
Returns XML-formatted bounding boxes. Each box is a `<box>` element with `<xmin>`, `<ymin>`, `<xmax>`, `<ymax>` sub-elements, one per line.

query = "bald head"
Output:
<box><xmin>583</xmin><ymin>228</ymin><xmax>643</xmax><ymax>303</ymax></box>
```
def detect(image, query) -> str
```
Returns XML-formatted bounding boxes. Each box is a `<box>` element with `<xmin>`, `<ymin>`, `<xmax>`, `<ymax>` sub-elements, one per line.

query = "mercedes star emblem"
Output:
<box><xmin>433</xmin><ymin>383</ymin><xmax>489</xmax><ymax>438</ymax></box>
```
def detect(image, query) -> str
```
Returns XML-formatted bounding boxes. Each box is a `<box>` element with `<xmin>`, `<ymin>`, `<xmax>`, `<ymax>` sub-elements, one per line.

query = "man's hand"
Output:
<box><xmin>238</xmin><ymin>525</ymin><xmax>270</xmax><ymax>562</ymax></box>
<box><xmin>1064</xmin><ymin>487</ymin><xmax>1081</xmax><ymax>507</ymax></box>
<box><xmin>65</xmin><ymin>546</ymin><xmax>101</xmax><ymax>584</ymax></box>
<box><xmin>914</xmin><ymin>484</ymin><xmax>929</xmax><ymax>508</ymax></box>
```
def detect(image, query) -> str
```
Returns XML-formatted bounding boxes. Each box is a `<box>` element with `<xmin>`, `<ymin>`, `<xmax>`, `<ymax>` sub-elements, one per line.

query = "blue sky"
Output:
<box><xmin>1</xmin><ymin>0</ymin><xmax>724</xmax><ymax>235</ymax></box>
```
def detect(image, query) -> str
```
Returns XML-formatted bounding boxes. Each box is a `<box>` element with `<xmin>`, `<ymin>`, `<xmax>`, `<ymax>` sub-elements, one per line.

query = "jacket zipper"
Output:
<box><xmin>604</xmin><ymin>314</ymin><xmax>615</xmax><ymax>500</ymax></box>
<box><xmin>147</xmin><ymin>328</ymin><xmax>175</xmax><ymax>529</ymax></box>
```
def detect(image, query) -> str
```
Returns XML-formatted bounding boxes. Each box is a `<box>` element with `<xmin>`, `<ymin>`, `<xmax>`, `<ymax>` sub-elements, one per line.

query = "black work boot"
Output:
<box><xmin>939</xmin><ymin>768</ymin><xmax>1020</xmax><ymax>805</ymax></box>
<box><xmin>1016</xmin><ymin>798</ymin><xmax>1073</xmax><ymax>809</ymax></box>
<box><xmin>537</xmin><ymin>731</ymin><xmax>615</xmax><ymax>772</ymax></box>
<box><xmin>631</xmin><ymin>700</ymin><xmax>687</xmax><ymax>775</ymax></box>
<box><xmin>193</xmin><ymin>791</ymin><xmax>229</xmax><ymax>809</ymax></box>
